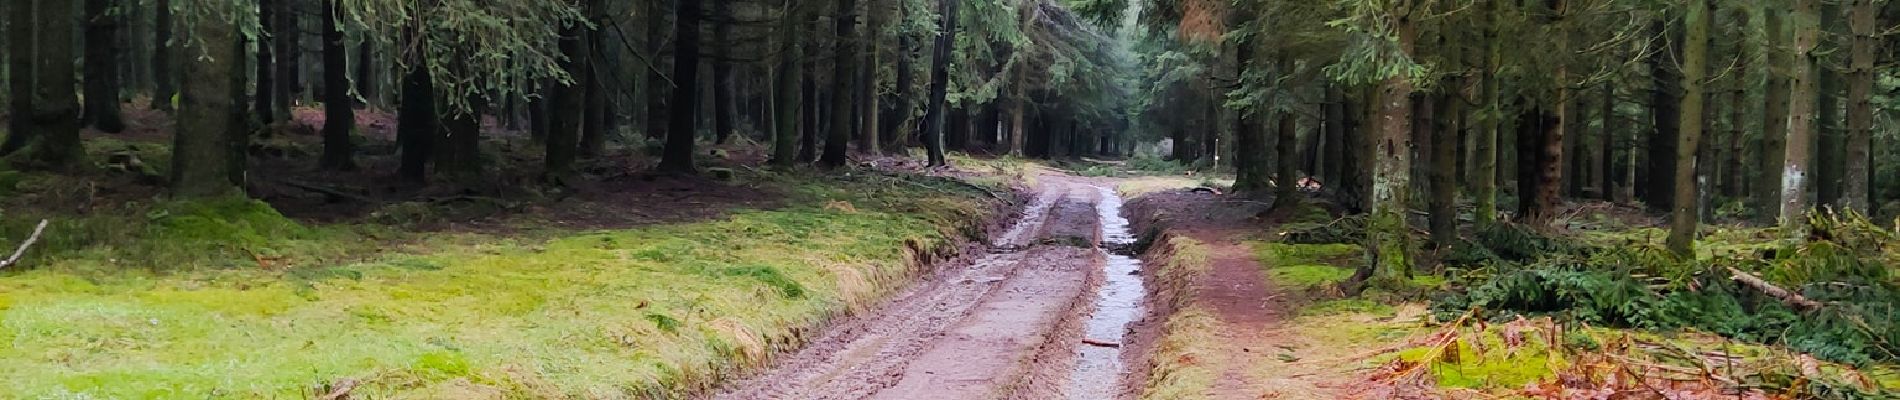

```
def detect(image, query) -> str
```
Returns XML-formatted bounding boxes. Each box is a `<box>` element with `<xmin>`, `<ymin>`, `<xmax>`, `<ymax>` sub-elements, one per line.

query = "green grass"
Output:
<box><xmin>1252</xmin><ymin>242</ymin><xmax>1360</xmax><ymax>289</ymax></box>
<box><xmin>0</xmin><ymin>171</ymin><xmax>1001</xmax><ymax>398</ymax></box>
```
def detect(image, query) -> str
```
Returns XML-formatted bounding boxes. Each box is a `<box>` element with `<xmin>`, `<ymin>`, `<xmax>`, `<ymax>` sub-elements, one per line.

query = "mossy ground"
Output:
<box><xmin>0</xmin><ymin>165</ymin><xmax>1008</xmax><ymax>398</ymax></box>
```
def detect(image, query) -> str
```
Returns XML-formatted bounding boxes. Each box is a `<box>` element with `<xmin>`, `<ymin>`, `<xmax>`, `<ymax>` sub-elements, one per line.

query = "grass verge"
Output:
<box><xmin>0</xmin><ymin>169</ymin><xmax>1008</xmax><ymax>398</ymax></box>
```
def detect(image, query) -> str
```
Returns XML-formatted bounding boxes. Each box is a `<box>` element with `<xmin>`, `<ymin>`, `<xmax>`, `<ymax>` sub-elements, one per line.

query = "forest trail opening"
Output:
<box><xmin>713</xmin><ymin>174</ymin><xmax>1152</xmax><ymax>399</ymax></box>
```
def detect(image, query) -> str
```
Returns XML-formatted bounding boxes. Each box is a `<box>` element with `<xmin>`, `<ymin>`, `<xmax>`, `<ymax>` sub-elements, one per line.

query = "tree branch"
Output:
<box><xmin>0</xmin><ymin>219</ymin><xmax>49</xmax><ymax>270</ymax></box>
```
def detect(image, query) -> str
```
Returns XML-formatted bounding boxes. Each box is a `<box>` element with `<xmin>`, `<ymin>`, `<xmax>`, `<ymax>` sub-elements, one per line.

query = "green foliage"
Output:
<box><xmin>1437</xmin><ymin>218</ymin><xmax>1900</xmax><ymax>368</ymax></box>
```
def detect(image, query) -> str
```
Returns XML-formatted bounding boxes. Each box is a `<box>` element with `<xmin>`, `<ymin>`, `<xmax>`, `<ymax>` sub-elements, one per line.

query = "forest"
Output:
<box><xmin>1</xmin><ymin>0</ymin><xmax>1899</xmax><ymax>398</ymax></box>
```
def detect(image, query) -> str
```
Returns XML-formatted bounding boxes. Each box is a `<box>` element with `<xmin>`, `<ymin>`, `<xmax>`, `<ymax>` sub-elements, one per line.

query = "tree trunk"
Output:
<box><xmin>1840</xmin><ymin>0</ymin><xmax>1874</xmax><ymax>213</ymax></box>
<box><xmin>644</xmin><ymin>0</ymin><xmax>669</xmax><ymax>141</ymax></box>
<box><xmin>1473</xmin><ymin>0</ymin><xmax>1502</xmax><ymax>224</ymax></box>
<box><xmin>355</xmin><ymin>40</ymin><xmax>376</xmax><ymax>107</ymax></box>
<box><xmin>1352</xmin><ymin>6</ymin><xmax>1415</xmax><ymax>293</ymax></box>
<box><xmin>1758</xmin><ymin>9</ymin><xmax>1791</xmax><ymax>220</ymax></box>
<box><xmin>773</xmin><ymin>2</ymin><xmax>803</xmax><ymax>166</ymax></box>
<box><xmin>273</xmin><ymin>0</ymin><xmax>297</xmax><ymax>119</ymax></box>
<box><xmin>397</xmin><ymin>32</ymin><xmax>437</xmax><ymax>183</ymax></box>
<box><xmin>800</xmin><ymin>61</ymin><xmax>818</xmax><ymax>162</ymax></box>
<box><xmin>658</xmin><ymin>0</ymin><xmax>701</xmax><ymax>173</ymax></box>
<box><xmin>921</xmin><ymin>0</ymin><xmax>956</xmax><ymax>167</ymax></box>
<box><xmin>83</xmin><ymin>0</ymin><xmax>126</xmax><ymax>133</ymax></box>
<box><xmin>546</xmin><ymin>21</ymin><xmax>587</xmax><ymax>180</ymax></box>
<box><xmin>1429</xmin><ymin>91</ymin><xmax>1458</xmax><ymax>249</ymax></box>
<box><xmin>1815</xmin><ymin>2</ymin><xmax>1843</xmax><ymax>208</ymax></box>
<box><xmin>819</xmin><ymin>0</ymin><xmax>859</xmax><ymax>167</ymax></box>
<box><xmin>3</xmin><ymin>0</ymin><xmax>35</xmax><ymax>156</ymax></box>
<box><xmin>711</xmin><ymin>0</ymin><xmax>736</xmax><ymax>145</ymax></box>
<box><xmin>1527</xmin><ymin>0</ymin><xmax>1568</xmax><ymax>224</ymax></box>
<box><xmin>30</xmin><ymin>0</ymin><xmax>81</xmax><ymax>170</ymax></box>
<box><xmin>1782</xmin><ymin>0</ymin><xmax>1819</xmax><ymax>235</ymax></box>
<box><xmin>258</xmin><ymin>0</ymin><xmax>282</xmax><ymax>124</ymax></box>
<box><xmin>1644</xmin><ymin>16</ymin><xmax>1682</xmax><ymax>209</ymax></box>
<box><xmin>1667</xmin><ymin>0</ymin><xmax>1709</xmax><ymax>256</ymax></box>
<box><xmin>1596</xmin><ymin>83</ymin><xmax>1615</xmax><ymax>201</ymax></box>
<box><xmin>857</xmin><ymin>0</ymin><xmax>881</xmax><ymax>155</ymax></box>
<box><xmin>151</xmin><ymin>0</ymin><xmax>174</xmax><ymax>111</ymax></box>
<box><xmin>172</xmin><ymin>3</ymin><xmax>243</xmax><ymax>197</ymax></box>
<box><xmin>1274</xmin><ymin>106</ymin><xmax>1301</xmax><ymax>209</ymax></box>
<box><xmin>1323</xmin><ymin>85</ymin><xmax>1345</xmax><ymax>189</ymax></box>
<box><xmin>318</xmin><ymin>0</ymin><xmax>354</xmax><ymax>171</ymax></box>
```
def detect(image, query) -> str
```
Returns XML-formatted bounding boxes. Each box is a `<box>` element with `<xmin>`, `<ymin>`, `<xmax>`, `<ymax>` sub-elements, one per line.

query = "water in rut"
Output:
<box><xmin>1066</xmin><ymin>185</ymin><xmax>1147</xmax><ymax>399</ymax></box>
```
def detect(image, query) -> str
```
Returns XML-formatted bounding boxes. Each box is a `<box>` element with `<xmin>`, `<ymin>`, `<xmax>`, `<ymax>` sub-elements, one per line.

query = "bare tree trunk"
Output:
<box><xmin>772</xmin><ymin>0</ymin><xmax>803</xmax><ymax>166</ymax></box>
<box><xmin>1758</xmin><ymin>9</ymin><xmax>1790</xmax><ymax>219</ymax></box>
<box><xmin>1473</xmin><ymin>0</ymin><xmax>1502</xmax><ymax>224</ymax></box>
<box><xmin>152</xmin><ymin>0</ymin><xmax>174</xmax><ymax>111</ymax></box>
<box><xmin>711</xmin><ymin>0</ymin><xmax>736</xmax><ymax>145</ymax></box>
<box><xmin>30</xmin><ymin>0</ymin><xmax>81</xmax><ymax>170</ymax></box>
<box><xmin>3</xmin><ymin>0</ymin><xmax>35</xmax><ymax>156</ymax></box>
<box><xmin>658</xmin><ymin>0</ymin><xmax>702</xmax><ymax>173</ymax></box>
<box><xmin>546</xmin><ymin>20</ymin><xmax>587</xmax><ymax>180</ymax></box>
<box><xmin>83</xmin><ymin>0</ymin><xmax>126</xmax><ymax>133</ymax></box>
<box><xmin>1781</xmin><ymin>0</ymin><xmax>1819</xmax><ymax>237</ymax></box>
<box><xmin>173</xmin><ymin>3</ymin><xmax>243</xmax><ymax>197</ymax></box>
<box><xmin>921</xmin><ymin>0</ymin><xmax>956</xmax><ymax>167</ymax></box>
<box><xmin>1352</xmin><ymin>4</ymin><xmax>1415</xmax><ymax>293</ymax></box>
<box><xmin>1840</xmin><ymin>0</ymin><xmax>1875</xmax><ymax>213</ymax></box>
<box><xmin>820</xmin><ymin>0</ymin><xmax>860</xmax><ymax>167</ymax></box>
<box><xmin>857</xmin><ymin>0</ymin><xmax>881</xmax><ymax>155</ymax></box>
<box><xmin>1644</xmin><ymin>17</ymin><xmax>1682</xmax><ymax>210</ymax></box>
<box><xmin>1667</xmin><ymin>0</ymin><xmax>1710</xmax><ymax>256</ymax></box>
<box><xmin>255</xmin><ymin>0</ymin><xmax>277</xmax><ymax>123</ymax></box>
<box><xmin>319</xmin><ymin>0</ymin><xmax>354</xmax><ymax>171</ymax></box>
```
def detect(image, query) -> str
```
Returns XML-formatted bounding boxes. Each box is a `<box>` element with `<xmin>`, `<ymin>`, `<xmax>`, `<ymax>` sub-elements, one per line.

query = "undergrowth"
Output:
<box><xmin>1432</xmin><ymin>212</ymin><xmax>1900</xmax><ymax>395</ymax></box>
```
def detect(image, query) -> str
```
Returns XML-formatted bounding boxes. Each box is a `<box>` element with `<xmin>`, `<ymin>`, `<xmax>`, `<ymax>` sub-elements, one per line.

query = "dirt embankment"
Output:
<box><xmin>713</xmin><ymin>181</ymin><xmax>1113</xmax><ymax>400</ymax></box>
<box><xmin>1122</xmin><ymin>189</ymin><xmax>1351</xmax><ymax>399</ymax></box>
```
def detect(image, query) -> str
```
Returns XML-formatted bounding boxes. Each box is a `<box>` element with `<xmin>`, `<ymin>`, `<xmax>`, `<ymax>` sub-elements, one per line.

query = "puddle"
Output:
<box><xmin>1066</xmin><ymin>186</ymin><xmax>1147</xmax><ymax>399</ymax></box>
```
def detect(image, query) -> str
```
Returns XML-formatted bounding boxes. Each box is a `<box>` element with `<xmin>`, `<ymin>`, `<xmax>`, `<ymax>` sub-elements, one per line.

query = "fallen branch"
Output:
<box><xmin>0</xmin><ymin>219</ymin><xmax>49</xmax><ymax>269</ymax></box>
<box><xmin>281</xmin><ymin>180</ymin><xmax>377</xmax><ymax>203</ymax></box>
<box><xmin>1081</xmin><ymin>338</ymin><xmax>1122</xmax><ymax>348</ymax></box>
<box><xmin>1727</xmin><ymin>267</ymin><xmax>1824</xmax><ymax>311</ymax></box>
<box><xmin>315</xmin><ymin>379</ymin><xmax>359</xmax><ymax>400</ymax></box>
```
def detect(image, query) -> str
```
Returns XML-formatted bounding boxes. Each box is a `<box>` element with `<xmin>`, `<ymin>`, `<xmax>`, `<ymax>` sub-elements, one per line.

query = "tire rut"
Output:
<box><xmin>712</xmin><ymin>183</ymin><xmax>1098</xmax><ymax>400</ymax></box>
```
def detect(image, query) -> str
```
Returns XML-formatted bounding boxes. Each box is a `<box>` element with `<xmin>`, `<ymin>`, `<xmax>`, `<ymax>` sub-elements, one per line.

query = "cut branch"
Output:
<box><xmin>1727</xmin><ymin>267</ymin><xmax>1824</xmax><ymax>311</ymax></box>
<box><xmin>0</xmin><ymin>219</ymin><xmax>49</xmax><ymax>269</ymax></box>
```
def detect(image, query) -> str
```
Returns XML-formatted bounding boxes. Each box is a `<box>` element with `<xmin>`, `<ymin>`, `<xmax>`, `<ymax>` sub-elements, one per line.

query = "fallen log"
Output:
<box><xmin>1081</xmin><ymin>338</ymin><xmax>1122</xmax><ymax>348</ymax></box>
<box><xmin>1726</xmin><ymin>267</ymin><xmax>1824</xmax><ymax>311</ymax></box>
<box><xmin>0</xmin><ymin>219</ymin><xmax>49</xmax><ymax>270</ymax></box>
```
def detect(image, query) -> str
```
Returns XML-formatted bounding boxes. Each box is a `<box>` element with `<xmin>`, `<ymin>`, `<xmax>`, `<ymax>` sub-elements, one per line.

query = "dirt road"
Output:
<box><xmin>713</xmin><ymin>177</ymin><xmax>1140</xmax><ymax>400</ymax></box>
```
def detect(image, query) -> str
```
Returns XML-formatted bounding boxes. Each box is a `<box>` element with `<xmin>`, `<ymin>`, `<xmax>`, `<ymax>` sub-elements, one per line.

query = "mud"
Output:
<box><xmin>712</xmin><ymin>179</ymin><xmax>1133</xmax><ymax>400</ymax></box>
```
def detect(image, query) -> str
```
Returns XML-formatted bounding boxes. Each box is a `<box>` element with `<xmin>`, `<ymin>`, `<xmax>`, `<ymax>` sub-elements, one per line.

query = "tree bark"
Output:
<box><xmin>355</xmin><ymin>40</ymin><xmax>376</xmax><ymax>107</ymax></box>
<box><xmin>273</xmin><ymin>0</ymin><xmax>297</xmax><ymax>119</ymax></box>
<box><xmin>318</xmin><ymin>0</ymin><xmax>354</xmax><ymax>171</ymax></box>
<box><xmin>546</xmin><ymin>21</ymin><xmax>587</xmax><ymax>180</ymax></box>
<box><xmin>1840</xmin><ymin>0</ymin><xmax>1875</xmax><ymax>213</ymax></box>
<box><xmin>772</xmin><ymin>0</ymin><xmax>803</xmax><ymax>166</ymax></box>
<box><xmin>83</xmin><ymin>0</ymin><xmax>126</xmax><ymax>133</ymax></box>
<box><xmin>1596</xmin><ymin>83</ymin><xmax>1615</xmax><ymax>201</ymax></box>
<box><xmin>1758</xmin><ymin>9</ymin><xmax>1791</xmax><ymax>220</ymax></box>
<box><xmin>657</xmin><ymin>0</ymin><xmax>702</xmax><ymax>173</ymax></box>
<box><xmin>820</xmin><ymin>0</ymin><xmax>860</xmax><ymax>167</ymax></box>
<box><xmin>255</xmin><ymin>0</ymin><xmax>277</xmax><ymax>124</ymax></box>
<box><xmin>1815</xmin><ymin>2</ymin><xmax>1843</xmax><ymax>208</ymax></box>
<box><xmin>711</xmin><ymin>0</ymin><xmax>736</xmax><ymax>145</ymax></box>
<box><xmin>172</xmin><ymin>3</ymin><xmax>243</xmax><ymax>197</ymax></box>
<box><xmin>151</xmin><ymin>0</ymin><xmax>174</xmax><ymax>111</ymax></box>
<box><xmin>1643</xmin><ymin>16</ymin><xmax>1682</xmax><ymax>210</ymax></box>
<box><xmin>1353</xmin><ymin>4</ymin><xmax>1415</xmax><ymax>293</ymax></box>
<box><xmin>1473</xmin><ymin>0</ymin><xmax>1502</xmax><ymax>224</ymax></box>
<box><xmin>1667</xmin><ymin>0</ymin><xmax>1710</xmax><ymax>256</ymax></box>
<box><xmin>3</xmin><ymin>0</ymin><xmax>35</xmax><ymax>156</ymax></box>
<box><xmin>1782</xmin><ymin>0</ymin><xmax>1819</xmax><ymax>236</ymax></box>
<box><xmin>857</xmin><ymin>0</ymin><xmax>881</xmax><ymax>155</ymax></box>
<box><xmin>396</xmin><ymin>35</ymin><xmax>437</xmax><ymax>184</ymax></box>
<box><xmin>30</xmin><ymin>0</ymin><xmax>81</xmax><ymax>170</ymax></box>
<box><xmin>1527</xmin><ymin>0</ymin><xmax>1568</xmax><ymax>225</ymax></box>
<box><xmin>644</xmin><ymin>0</ymin><xmax>669</xmax><ymax>141</ymax></box>
<box><xmin>1429</xmin><ymin>90</ymin><xmax>1459</xmax><ymax>248</ymax></box>
<box><xmin>921</xmin><ymin>0</ymin><xmax>957</xmax><ymax>167</ymax></box>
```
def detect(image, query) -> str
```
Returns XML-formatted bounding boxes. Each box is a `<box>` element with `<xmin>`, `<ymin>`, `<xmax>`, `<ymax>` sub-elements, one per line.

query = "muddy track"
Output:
<box><xmin>713</xmin><ymin>178</ymin><xmax>1140</xmax><ymax>400</ymax></box>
